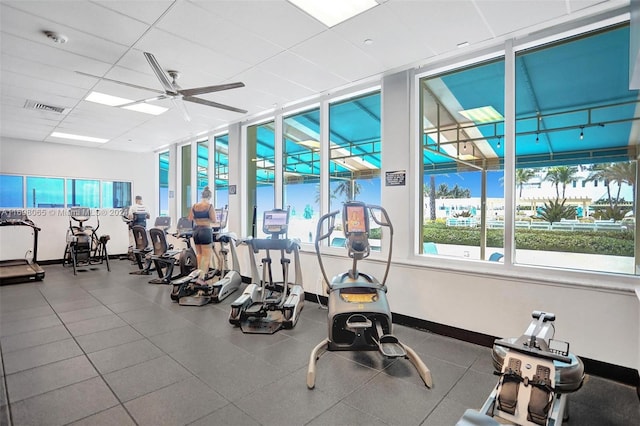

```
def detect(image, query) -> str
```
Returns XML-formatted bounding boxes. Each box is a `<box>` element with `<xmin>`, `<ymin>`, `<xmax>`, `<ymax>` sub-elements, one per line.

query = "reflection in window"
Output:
<box><xmin>0</xmin><ymin>175</ymin><xmax>23</xmax><ymax>208</ymax></box>
<box><xmin>420</xmin><ymin>59</ymin><xmax>506</xmax><ymax>260</ymax></box>
<box><xmin>181</xmin><ymin>144</ymin><xmax>192</xmax><ymax>218</ymax></box>
<box><xmin>514</xmin><ymin>24</ymin><xmax>637</xmax><ymax>275</ymax></box>
<box><xmin>328</xmin><ymin>92</ymin><xmax>382</xmax><ymax>247</ymax></box>
<box><xmin>66</xmin><ymin>179</ymin><xmax>100</xmax><ymax>208</ymax></box>
<box><xmin>102</xmin><ymin>181</ymin><xmax>131</xmax><ymax>208</ymax></box>
<box><xmin>197</xmin><ymin>139</ymin><xmax>208</xmax><ymax>198</ymax></box>
<box><xmin>214</xmin><ymin>134</ymin><xmax>230</xmax><ymax>208</ymax></box>
<box><xmin>247</xmin><ymin>121</ymin><xmax>275</xmax><ymax>238</ymax></box>
<box><xmin>27</xmin><ymin>176</ymin><xmax>64</xmax><ymax>208</ymax></box>
<box><xmin>283</xmin><ymin>107</ymin><xmax>320</xmax><ymax>243</ymax></box>
<box><xmin>159</xmin><ymin>151</ymin><xmax>169</xmax><ymax>216</ymax></box>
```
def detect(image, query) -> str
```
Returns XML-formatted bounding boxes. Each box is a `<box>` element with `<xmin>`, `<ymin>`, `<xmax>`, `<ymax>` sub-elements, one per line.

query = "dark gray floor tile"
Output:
<box><xmin>49</xmin><ymin>296</ymin><xmax>103</xmax><ymax>313</ymax></box>
<box><xmin>125</xmin><ymin>377</ymin><xmax>227</xmax><ymax>426</ymax></box>
<box><xmin>308</xmin><ymin>351</ymin><xmax>379</xmax><ymax>399</ymax></box>
<box><xmin>422</xmin><ymin>396</ymin><xmax>469</xmax><ymax>426</ymax></box>
<box><xmin>75</xmin><ymin>325</ymin><xmax>144</xmax><ymax>353</ymax></box>
<box><xmin>131</xmin><ymin>315</ymin><xmax>193</xmax><ymax>337</ymax></box>
<box><xmin>0</xmin><ymin>323</ymin><xmax>71</xmax><ymax>353</ymax></box>
<box><xmin>10</xmin><ymin>377</ymin><xmax>119</xmax><ymax>426</ymax></box>
<box><xmin>68</xmin><ymin>405</ymin><xmax>137</xmax><ymax>426</ymax></box>
<box><xmin>58</xmin><ymin>305</ymin><xmax>114</xmax><ymax>324</ymax></box>
<box><xmin>571</xmin><ymin>374</ymin><xmax>640</xmax><ymax>423</ymax></box>
<box><xmin>66</xmin><ymin>314</ymin><xmax>128</xmax><ymax>337</ymax></box>
<box><xmin>118</xmin><ymin>306</ymin><xmax>178</xmax><ymax>325</ymax></box>
<box><xmin>0</xmin><ymin>314</ymin><xmax>61</xmax><ymax>338</ymax></box>
<box><xmin>446</xmin><ymin>368</ymin><xmax>497</xmax><ymax>408</ymax></box>
<box><xmin>411</xmin><ymin>333</ymin><xmax>487</xmax><ymax>368</ymax></box>
<box><xmin>88</xmin><ymin>338</ymin><xmax>164</xmax><ymax>374</ymax></box>
<box><xmin>3</xmin><ymin>338</ymin><xmax>83</xmax><ymax>374</ymax></box>
<box><xmin>235</xmin><ymin>369</ymin><xmax>339</xmax><ymax>426</ymax></box>
<box><xmin>189</xmin><ymin>403</ymin><xmax>261</xmax><ymax>426</ymax></box>
<box><xmin>307</xmin><ymin>401</ymin><xmax>389</xmax><ymax>426</ymax></box>
<box><xmin>194</xmin><ymin>351</ymin><xmax>287</xmax><ymax>402</ymax></box>
<box><xmin>342</xmin><ymin>368</ymin><xmax>440</xmax><ymax>425</ymax></box>
<box><xmin>106</xmin><ymin>299</ymin><xmax>156</xmax><ymax>314</ymax></box>
<box><xmin>103</xmin><ymin>355</ymin><xmax>193</xmax><ymax>402</ymax></box>
<box><xmin>148</xmin><ymin>326</ymin><xmax>220</xmax><ymax>354</ymax></box>
<box><xmin>5</xmin><ymin>355</ymin><xmax>98</xmax><ymax>402</ymax></box>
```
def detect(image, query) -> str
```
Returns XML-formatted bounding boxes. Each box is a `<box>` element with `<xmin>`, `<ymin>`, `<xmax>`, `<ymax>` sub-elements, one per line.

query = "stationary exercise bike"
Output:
<box><xmin>307</xmin><ymin>201</ymin><xmax>432</xmax><ymax>389</ymax></box>
<box><xmin>147</xmin><ymin>217</ymin><xmax>197</xmax><ymax>284</ymax></box>
<box><xmin>457</xmin><ymin>311</ymin><xmax>584</xmax><ymax>426</ymax></box>
<box><xmin>171</xmin><ymin>207</ymin><xmax>242</xmax><ymax>305</ymax></box>
<box><xmin>228</xmin><ymin>208</ymin><xmax>304</xmax><ymax>333</ymax></box>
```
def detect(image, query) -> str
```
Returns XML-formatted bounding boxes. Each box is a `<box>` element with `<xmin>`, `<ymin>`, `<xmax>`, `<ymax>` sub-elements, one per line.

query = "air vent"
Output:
<box><xmin>24</xmin><ymin>100</ymin><xmax>65</xmax><ymax>114</ymax></box>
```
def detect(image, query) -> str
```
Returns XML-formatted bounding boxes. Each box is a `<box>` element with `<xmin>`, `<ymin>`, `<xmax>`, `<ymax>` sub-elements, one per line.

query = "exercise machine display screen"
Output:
<box><xmin>345</xmin><ymin>205</ymin><xmax>367</xmax><ymax>233</ymax></box>
<box><xmin>263</xmin><ymin>210</ymin><xmax>288</xmax><ymax>234</ymax></box>
<box><xmin>214</xmin><ymin>209</ymin><xmax>228</xmax><ymax>229</ymax></box>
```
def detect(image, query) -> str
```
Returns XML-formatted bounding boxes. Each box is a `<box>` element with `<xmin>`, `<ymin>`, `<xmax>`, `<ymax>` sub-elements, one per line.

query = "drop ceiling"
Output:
<box><xmin>0</xmin><ymin>0</ymin><xmax>630</xmax><ymax>153</ymax></box>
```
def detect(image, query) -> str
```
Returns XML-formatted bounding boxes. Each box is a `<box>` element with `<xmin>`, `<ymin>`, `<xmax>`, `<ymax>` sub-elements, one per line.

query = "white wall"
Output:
<box><xmin>0</xmin><ymin>137</ymin><xmax>156</xmax><ymax>259</ymax></box>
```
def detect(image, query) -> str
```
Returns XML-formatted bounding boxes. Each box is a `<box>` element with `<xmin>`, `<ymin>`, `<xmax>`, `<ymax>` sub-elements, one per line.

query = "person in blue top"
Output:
<box><xmin>188</xmin><ymin>186</ymin><xmax>217</xmax><ymax>278</ymax></box>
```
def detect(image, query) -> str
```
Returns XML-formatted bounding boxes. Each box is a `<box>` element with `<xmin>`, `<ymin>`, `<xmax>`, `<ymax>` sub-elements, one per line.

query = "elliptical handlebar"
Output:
<box><xmin>314</xmin><ymin>210</ymin><xmax>339</xmax><ymax>289</ymax></box>
<box><xmin>366</xmin><ymin>204</ymin><xmax>393</xmax><ymax>286</ymax></box>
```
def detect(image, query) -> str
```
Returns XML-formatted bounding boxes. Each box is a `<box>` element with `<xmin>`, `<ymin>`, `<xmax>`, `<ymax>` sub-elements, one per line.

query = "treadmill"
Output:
<box><xmin>0</xmin><ymin>210</ymin><xmax>45</xmax><ymax>284</ymax></box>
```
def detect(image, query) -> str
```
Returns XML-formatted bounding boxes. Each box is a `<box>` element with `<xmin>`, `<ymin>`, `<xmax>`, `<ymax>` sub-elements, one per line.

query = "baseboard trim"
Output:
<box><xmin>304</xmin><ymin>293</ymin><xmax>639</xmax><ymax>389</ymax></box>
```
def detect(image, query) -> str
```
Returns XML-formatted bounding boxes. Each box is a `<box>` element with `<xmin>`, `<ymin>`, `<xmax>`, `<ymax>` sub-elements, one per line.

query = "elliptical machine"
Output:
<box><xmin>148</xmin><ymin>217</ymin><xmax>197</xmax><ymax>284</ymax></box>
<box><xmin>307</xmin><ymin>201</ymin><xmax>432</xmax><ymax>389</ymax></box>
<box><xmin>228</xmin><ymin>207</ymin><xmax>304</xmax><ymax>334</ymax></box>
<box><xmin>62</xmin><ymin>207</ymin><xmax>110</xmax><ymax>275</ymax></box>
<box><xmin>171</xmin><ymin>207</ymin><xmax>242</xmax><ymax>306</ymax></box>
<box><xmin>457</xmin><ymin>311</ymin><xmax>584</xmax><ymax>426</ymax></box>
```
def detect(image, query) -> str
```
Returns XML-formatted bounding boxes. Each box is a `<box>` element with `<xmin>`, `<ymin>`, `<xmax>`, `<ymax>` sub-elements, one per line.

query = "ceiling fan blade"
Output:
<box><xmin>184</xmin><ymin>96</ymin><xmax>247</xmax><ymax>114</ymax></box>
<box><xmin>76</xmin><ymin>71</ymin><xmax>165</xmax><ymax>94</ymax></box>
<box><xmin>143</xmin><ymin>52</ymin><xmax>176</xmax><ymax>94</ymax></box>
<box><xmin>116</xmin><ymin>95</ymin><xmax>168</xmax><ymax>108</ymax></box>
<box><xmin>179</xmin><ymin>82</ymin><xmax>245</xmax><ymax>97</ymax></box>
<box><xmin>172</xmin><ymin>97</ymin><xmax>191</xmax><ymax>122</ymax></box>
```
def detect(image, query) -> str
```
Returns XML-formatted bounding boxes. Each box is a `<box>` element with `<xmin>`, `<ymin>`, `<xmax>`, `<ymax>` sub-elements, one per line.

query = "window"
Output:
<box><xmin>102</xmin><ymin>181</ymin><xmax>131</xmax><ymax>208</ymax></box>
<box><xmin>283</xmin><ymin>107</ymin><xmax>320</xmax><ymax>243</ymax></box>
<box><xmin>0</xmin><ymin>175</ymin><xmax>23</xmax><ymax>208</ymax></box>
<box><xmin>420</xmin><ymin>59</ymin><xmax>506</xmax><ymax>260</ymax></box>
<box><xmin>159</xmin><ymin>151</ymin><xmax>170</xmax><ymax>216</ymax></box>
<box><xmin>26</xmin><ymin>176</ymin><xmax>64</xmax><ymax>208</ymax></box>
<box><xmin>66</xmin><ymin>179</ymin><xmax>99</xmax><ymax>208</ymax></box>
<box><xmin>196</xmin><ymin>139</ymin><xmax>208</xmax><ymax>196</ymax></box>
<box><xmin>247</xmin><ymin>121</ymin><xmax>275</xmax><ymax>237</ymax></box>
<box><xmin>181</xmin><ymin>144</ymin><xmax>191</xmax><ymax>218</ymax></box>
<box><xmin>328</xmin><ymin>92</ymin><xmax>382</xmax><ymax>247</ymax></box>
<box><xmin>514</xmin><ymin>24</ymin><xmax>637</xmax><ymax>275</ymax></box>
<box><xmin>214</xmin><ymin>134</ymin><xmax>230</xmax><ymax>208</ymax></box>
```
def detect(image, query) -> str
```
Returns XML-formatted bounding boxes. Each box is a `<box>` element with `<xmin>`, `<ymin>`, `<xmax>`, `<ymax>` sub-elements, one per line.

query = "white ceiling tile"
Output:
<box><xmin>92</xmin><ymin>0</ymin><xmax>174</xmax><ymax>25</ymax></box>
<box><xmin>475</xmin><ymin>0</ymin><xmax>570</xmax><ymax>37</ymax></box>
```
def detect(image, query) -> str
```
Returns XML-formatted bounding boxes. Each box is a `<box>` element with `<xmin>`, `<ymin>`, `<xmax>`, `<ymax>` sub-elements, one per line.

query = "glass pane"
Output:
<box><xmin>197</xmin><ymin>139</ymin><xmax>208</xmax><ymax>194</ymax></box>
<box><xmin>514</xmin><ymin>25</ymin><xmax>637</xmax><ymax>275</ymax></box>
<box><xmin>214</xmin><ymin>134</ymin><xmax>230</xmax><ymax>208</ymax></box>
<box><xmin>101</xmin><ymin>181</ymin><xmax>131</xmax><ymax>209</ymax></box>
<box><xmin>247</xmin><ymin>121</ymin><xmax>275</xmax><ymax>238</ymax></box>
<box><xmin>0</xmin><ymin>175</ymin><xmax>23</xmax><ymax>208</ymax></box>
<box><xmin>283</xmin><ymin>107</ymin><xmax>320</xmax><ymax>243</ymax></box>
<box><xmin>66</xmin><ymin>179</ymin><xmax>99</xmax><ymax>208</ymax></box>
<box><xmin>26</xmin><ymin>176</ymin><xmax>64</xmax><ymax>208</ymax></box>
<box><xmin>181</xmin><ymin>144</ymin><xmax>192</xmax><ymax>218</ymax></box>
<box><xmin>328</xmin><ymin>92</ymin><xmax>382</xmax><ymax>247</ymax></box>
<box><xmin>420</xmin><ymin>58</ymin><xmax>506</xmax><ymax>260</ymax></box>
<box><xmin>159</xmin><ymin>151</ymin><xmax>169</xmax><ymax>216</ymax></box>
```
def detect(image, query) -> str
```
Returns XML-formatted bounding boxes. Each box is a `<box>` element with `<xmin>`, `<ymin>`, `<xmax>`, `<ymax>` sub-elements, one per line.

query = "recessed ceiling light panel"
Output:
<box><xmin>50</xmin><ymin>132</ymin><xmax>108</xmax><ymax>143</ymax></box>
<box><xmin>288</xmin><ymin>0</ymin><xmax>378</xmax><ymax>27</ymax></box>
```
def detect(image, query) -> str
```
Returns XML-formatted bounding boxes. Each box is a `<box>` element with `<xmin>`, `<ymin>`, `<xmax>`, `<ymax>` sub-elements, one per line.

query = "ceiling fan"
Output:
<box><xmin>77</xmin><ymin>51</ymin><xmax>247</xmax><ymax>120</ymax></box>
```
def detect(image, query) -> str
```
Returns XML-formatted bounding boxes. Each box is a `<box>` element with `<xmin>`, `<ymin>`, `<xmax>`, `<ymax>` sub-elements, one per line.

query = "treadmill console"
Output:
<box><xmin>213</xmin><ymin>208</ymin><xmax>229</xmax><ymax>231</ymax></box>
<box><xmin>263</xmin><ymin>209</ymin><xmax>289</xmax><ymax>236</ymax></box>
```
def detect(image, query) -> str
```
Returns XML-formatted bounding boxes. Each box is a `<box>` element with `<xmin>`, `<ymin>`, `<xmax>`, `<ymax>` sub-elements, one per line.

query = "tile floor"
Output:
<box><xmin>0</xmin><ymin>260</ymin><xmax>638</xmax><ymax>425</ymax></box>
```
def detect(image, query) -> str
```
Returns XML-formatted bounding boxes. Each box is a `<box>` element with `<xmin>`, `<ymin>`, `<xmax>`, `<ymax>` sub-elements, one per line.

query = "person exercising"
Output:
<box><xmin>129</xmin><ymin>195</ymin><xmax>151</xmax><ymax>227</ymax></box>
<box><xmin>188</xmin><ymin>186</ymin><xmax>216</xmax><ymax>279</ymax></box>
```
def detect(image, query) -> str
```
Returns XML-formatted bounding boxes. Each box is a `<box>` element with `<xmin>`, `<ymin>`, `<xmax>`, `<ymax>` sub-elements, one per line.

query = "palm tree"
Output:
<box><xmin>545</xmin><ymin>166</ymin><xmax>577</xmax><ymax>199</ymax></box>
<box><xmin>515</xmin><ymin>168</ymin><xmax>536</xmax><ymax>198</ymax></box>
<box><xmin>586</xmin><ymin>163</ymin><xmax>614</xmax><ymax>208</ymax></box>
<box><xmin>332</xmin><ymin>179</ymin><xmax>361</xmax><ymax>202</ymax></box>
<box><xmin>588</xmin><ymin>161</ymin><xmax>637</xmax><ymax>212</ymax></box>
